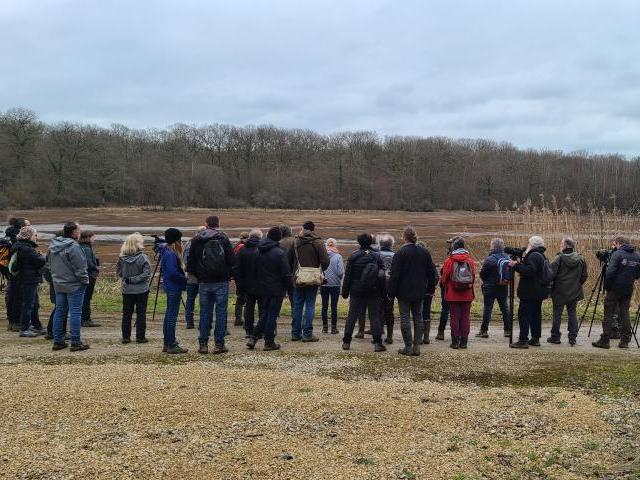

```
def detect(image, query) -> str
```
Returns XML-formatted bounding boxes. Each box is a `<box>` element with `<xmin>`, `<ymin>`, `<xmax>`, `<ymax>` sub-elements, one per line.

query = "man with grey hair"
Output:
<box><xmin>233</xmin><ymin>228</ymin><xmax>263</xmax><ymax>338</ymax></box>
<box><xmin>378</xmin><ymin>233</ymin><xmax>396</xmax><ymax>343</ymax></box>
<box><xmin>548</xmin><ymin>236</ymin><xmax>588</xmax><ymax>346</ymax></box>
<box><xmin>477</xmin><ymin>238</ymin><xmax>510</xmax><ymax>338</ymax></box>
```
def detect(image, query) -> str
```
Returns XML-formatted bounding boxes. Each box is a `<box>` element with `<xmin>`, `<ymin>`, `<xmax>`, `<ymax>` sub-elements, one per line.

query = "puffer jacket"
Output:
<box><xmin>550</xmin><ymin>249</ymin><xmax>588</xmax><ymax>305</ymax></box>
<box><xmin>605</xmin><ymin>244</ymin><xmax>640</xmax><ymax>296</ymax></box>
<box><xmin>159</xmin><ymin>244</ymin><xmax>187</xmax><ymax>293</ymax></box>
<box><xmin>323</xmin><ymin>250</ymin><xmax>344</xmax><ymax>287</ymax></box>
<box><xmin>10</xmin><ymin>239</ymin><xmax>45</xmax><ymax>285</ymax></box>
<box><xmin>117</xmin><ymin>251</ymin><xmax>152</xmax><ymax>295</ymax></box>
<box><xmin>47</xmin><ymin>236</ymin><xmax>89</xmax><ymax>293</ymax></box>
<box><xmin>287</xmin><ymin>230</ymin><xmax>330</xmax><ymax>272</ymax></box>
<box><xmin>441</xmin><ymin>248</ymin><xmax>476</xmax><ymax>302</ymax></box>
<box><xmin>514</xmin><ymin>246</ymin><xmax>549</xmax><ymax>301</ymax></box>
<box><xmin>341</xmin><ymin>248</ymin><xmax>384</xmax><ymax>299</ymax></box>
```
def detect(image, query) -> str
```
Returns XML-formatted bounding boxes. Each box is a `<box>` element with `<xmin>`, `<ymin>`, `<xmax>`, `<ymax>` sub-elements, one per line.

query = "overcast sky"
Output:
<box><xmin>1</xmin><ymin>0</ymin><xmax>638</xmax><ymax>155</ymax></box>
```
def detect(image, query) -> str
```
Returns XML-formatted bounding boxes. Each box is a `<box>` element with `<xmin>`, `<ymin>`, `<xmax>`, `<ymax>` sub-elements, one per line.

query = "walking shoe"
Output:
<box><xmin>246</xmin><ymin>337</ymin><xmax>257</xmax><ymax>350</ymax></box>
<box><xmin>291</xmin><ymin>335</ymin><xmax>302</xmax><ymax>342</ymax></box>
<box><xmin>302</xmin><ymin>335</ymin><xmax>319</xmax><ymax>343</ymax></box>
<box><xmin>19</xmin><ymin>330</ymin><xmax>39</xmax><ymax>338</ymax></box>
<box><xmin>592</xmin><ymin>338</ymin><xmax>610</xmax><ymax>349</ymax></box>
<box><xmin>81</xmin><ymin>320</ymin><xmax>101</xmax><ymax>327</ymax></box>
<box><xmin>167</xmin><ymin>345</ymin><xmax>188</xmax><ymax>354</ymax></box>
<box><xmin>70</xmin><ymin>342</ymin><xmax>90</xmax><ymax>352</ymax></box>
<box><xmin>435</xmin><ymin>330</ymin><xmax>445</xmax><ymax>341</ymax></box>
<box><xmin>342</xmin><ymin>342</ymin><xmax>350</xmax><ymax>350</ymax></box>
<box><xmin>528</xmin><ymin>338</ymin><xmax>541</xmax><ymax>347</ymax></box>
<box><xmin>263</xmin><ymin>342</ymin><xmax>281</xmax><ymax>351</ymax></box>
<box><xmin>198</xmin><ymin>343</ymin><xmax>208</xmax><ymax>354</ymax></box>
<box><xmin>354</xmin><ymin>331</ymin><xmax>365</xmax><ymax>339</ymax></box>
<box><xmin>374</xmin><ymin>342</ymin><xmax>387</xmax><ymax>353</ymax></box>
<box><xmin>618</xmin><ymin>340</ymin><xmax>629</xmax><ymax>349</ymax></box>
<box><xmin>186</xmin><ymin>323</ymin><xmax>195</xmax><ymax>330</ymax></box>
<box><xmin>385</xmin><ymin>336</ymin><xmax>394</xmax><ymax>345</ymax></box>
<box><xmin>29</xmin><ymin>327</ymin><xmax>46</xmax><ymax>335</ymax></box>
<box><xmin>546</xmin><ymin>337</ymin><xmax>561</xmax><ymax>344</ymax></box>
<box><xmin>136</xmin><ymin>338</ymin><xmax>149</xmax><ymax>344</ymax></box>
<box><xmin>475</xmin><ymin>331</ymin><xmax>488</xmax><ymax>338</ymax></box>
<box><xmin>397</xmin><ymin>347</ymin><xmax>415</xmax><ymax>356</ymax></box>
<box><xmin>459</xmin><ymin>337</ymin><xmax>468</xmax><ymax>349</ymax></box>
<box><xmin>450</xmin><ymin>336</ymin><xmax>459</xmax><ymax>349</ymax></box>
<box><xmin>52</xmin><ymin>342</ymin><xmax>68</xmax><ymax>350</ymax></box>
<box><xmin>331</xmin><ymin>327</ymin><xmax>339</xmax><ymax>335</ymax></box>
<box><xmin>322</xmin><ymin>325</ymin><xmax>328</xmax><ymax>333</ymax></box>
<box><xmin>504</xmin><ymin>330</ymin><xmax>512</xmax><ymax>338</ymax></box>
<box><xmin>122</xmin><ymin>338</ymin><xmax>131</xmax><ymax>344</ymax></box>
<box><xmin>569</xmin><ymin>339</ymin><xmax>576</xmax><ymax>346</ymax></box>
<box><xmin>509</xmin><ymin>341</ymin><xmax>529</xmax><ymax>349</ymax></box>
<box><xmin>422</xmin><ymin>337</ymin><xmax>430</xmax><ymax>345</ymax></box>
<box><xmin>212</xmin><ymin>345</ymin><xmax>228</xmax><ymax>354</ymax></box>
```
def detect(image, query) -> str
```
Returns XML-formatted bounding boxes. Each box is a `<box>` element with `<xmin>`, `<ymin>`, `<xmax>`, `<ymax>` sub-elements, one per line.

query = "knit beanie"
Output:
<box><xmin>267</xmin><ymin>226</ymin><xmax>282</xmax><ymax>242</ymax></box>
<box><xmin>164</xmin><ymin>228</ymin><xmax>182</xmax><ymax>244</ymax></box>
<box><xmin>17</xmin><ymin>225</ymin><xmax>36</xmax><ymax>241</ymax></box>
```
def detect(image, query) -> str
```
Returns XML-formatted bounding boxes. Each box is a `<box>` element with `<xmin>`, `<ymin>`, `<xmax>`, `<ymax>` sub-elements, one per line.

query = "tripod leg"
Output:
<box><xmin>509</xmin><ymin>278</ymin><xmax>515</xmax><ymax>344</ymax></box>
<box><xmin>152</xmin><ymin>269</ymin><xmax>161</xmax><ymax>322</ymax></box>
<box><xmin>632</xmin><ymin>304</ymin><xmax>640</xmax><ymax>348</ymax></box>
<box><xmin>587</xmin><ymin>274</ymin><xmax>604</xmax><ymax>338</ymax></box>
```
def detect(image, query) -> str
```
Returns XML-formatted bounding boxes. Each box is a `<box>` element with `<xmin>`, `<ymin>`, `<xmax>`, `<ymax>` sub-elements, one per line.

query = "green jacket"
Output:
<box><xmin>550</xmin><ymin>249</ymin><xmax>588</xmax><ymax>305</ymax></box>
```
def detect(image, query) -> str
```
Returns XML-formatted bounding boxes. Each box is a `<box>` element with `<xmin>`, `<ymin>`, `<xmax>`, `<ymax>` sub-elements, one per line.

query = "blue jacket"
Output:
<box><xmin>480</xmin><ymin>250</ymin><xmax>509</xmax><ymax>298</ymax></box>
<box><xmin>605</xmin><ymin>244</ymin><xmax>640</xmax><ymax>296</ymax></box>
<box><xmin>159</xmin><ymin>244</ymin><xmax>187</xmax><ymax>293</ymax></box>
<box><xmin>322</xmin><ymin>250</ymin><xmax>344</xmax><ymax>287</ymax></box>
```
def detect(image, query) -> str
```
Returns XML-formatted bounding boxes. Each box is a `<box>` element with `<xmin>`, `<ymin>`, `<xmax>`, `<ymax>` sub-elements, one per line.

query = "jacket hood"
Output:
<box><xmin>620</xmin><ymin>244</ymin><xmax>635</xmax><ymax>253</ymax></box>
<box><xmin>121</xmin><ymin>251</ymin><xmax>146</xmax><ymax>263</ymax></box>
<box><xmin>245</xmin><ymin>236</ymin><xmax>261</xmax><ymax>248</ymax></box>
<box><xmin>297</xmin><ymin>230</ymin><xmax>320</xmax><ymax>244</ymax></box>
<box><xmin>258</xmin><ymin>238</ymin><xmax>280</xmax><ymax>253</ymax></box>
<box><xmin>197</xmin><ymin>228</ymin><xmax>224</xmax><ymax>242</ymax></box>
<box><xmin>49</xmin><ymin>236</ymin><xmax>76</xmax><ymax>254</ymax></box>
<box><xmin>450</xmin><ymin>249</ymin><xmax>471</xmax><ymax>262</ymax></box>
<box><xmin>558</xmin><ymin>251</ymin><xmax>583</xmax><ymax>268</ymax></box>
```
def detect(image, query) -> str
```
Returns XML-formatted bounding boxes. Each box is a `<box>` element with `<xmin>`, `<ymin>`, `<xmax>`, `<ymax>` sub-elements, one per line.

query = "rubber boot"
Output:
<box><xmin>423</xmin><ymin>320</ymin><xmax>431</xmax><ymax>344</ymax></box>
<box><xmin>459</xmin><ymin>337</ymin><xmax>468</xmax><ymax>349</ymax></box>
<box><xmin>435</xmin><ymin>329</ymin><xmax>445</xmax><ymax>341</ymax></box>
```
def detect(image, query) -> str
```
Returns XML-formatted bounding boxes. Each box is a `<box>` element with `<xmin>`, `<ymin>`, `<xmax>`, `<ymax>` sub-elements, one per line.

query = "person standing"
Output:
<box><xmin>477</xmin><ymin>238</ymin><xmax>511</xmax><ymax>338</ymax></box>
<box><xmin>509</xmin><ymin>236</ymin><xmax>550</xmax><ymax>349</ymax></box>
<box><xmin>79</xmin><ymin>230</ymin><xmax>101</xmax><ymax>328</ymax></box>
<box><xmin>233</xmin><ymin>229</ymin><xmax>262</xmax><ymax>338</ymax></box>
<box><xmin>247</xmin><ymin>227</ymin><xmax>292</xmax><ymax>351</ymax></box>
<box><xmin>10</xmin><ymin>226</ymin><xmax>46</xmax><ymax>337</ymax></box>
<box><xmin>186</xmin><ymin>215</ymin><xmax>235</xmax><ymax>354</ymax></box>
<box><xmin>341</xmin><ymin>233</ymin><xmax>386</xmax><ymax>352</ymax></box>
<box><xmin>183</xmin><ymin>226</ymin><xmax>205</xmax><ymax>329</ymax></box>
<box><xmin>49</xmin><ymin>222</ymin><xmax>90</xmax><ymax>351</ymax></box>
<box><xmin>378</xmin><ymin>234</ymin><xmax>396</xmax><ymax>344</ymax></box>
<box><xmin>435</xmin><ymin>237</ymin><xmax>456</xmax><ymax>341</ymax></box>
<box><xmin>593</xmin><ymin>236</ymin><xmax>640</xmax><ymax>349</ymax></box>
<box><xmin>4</xmin><ymin>216</ymin><xmax>29</xmax><ymax>332</ymax></box>
<box><xmin>287</xmin><ymin>221</ymin><xmax>329</xmax><ymax>342</ymax></box>
<box><xmin>388</xmin><ymin>226</ymin><xmax>437</xmax><ymax>356</ymax></box>
<box><xmin>233</xmin><ymin>232</ymin><xmax>249</xmax><ymax>326</ymax></box>
<box><xmin>116</xmin><ymin>233</ymin><xmax>151</xmax><ymax>344</ymax></box>
<box><xmin>320</xmin><ymin>238</ymin><xmax>344</xmax><ymax>334</ymax></box>
<box><xmin>279</xmin><ymin>224</ymin><xmax>295</xmax><ymax>307</ymax></box>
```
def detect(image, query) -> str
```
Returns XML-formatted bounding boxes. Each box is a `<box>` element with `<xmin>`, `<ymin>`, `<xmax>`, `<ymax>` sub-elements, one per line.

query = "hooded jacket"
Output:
<box><xmin>514</xmin><ymin>246</ymin><xmax>549</xmax><ymax>301</ymax></box>
<box><xmin>550</xmin><ymin>249</ymin><xmax>588</xmax><ymax>305</ymax></box>
<box><xmin>287</xmin><ymin>230</ymin><xmax>330</xmax><ymax>273</ymax></box>
<box><xmin>233</xmin><ymin>236</ymin><xmax>261</xmax><ymax>295</ymax></box>
<box><xmin>5</xmin><ymin>226</ymin><xmax>20</xmax><ymax>245</ymax></box>
<box><xmin>604</xmin><ymin>244</ymin><xmax>640</xmax><ymax>296</ymax></box>
<box><xmin>79</xmin><ymin>242</ymin><xmax>100</xmax><ymax>279</ymax></box>
<box><xmin>158</xmin><ymin>243</ymin><xmax>187</xmax><ymax>293</ymax></box>
<box><xmin>47</xmin><ymin>236</ymin><xmax>89</xmax><ymax>293</ymax></box>
<box><xmin>116</xmin><ymin>251</ymin><xmax>152</xmax><ymax>295</ymax></box>
<box><xmin>186</xmin><ymin>228</ymin><xmax>235</xmax><ymax>283</ymax></box>
<box><xmin>10</xmin><ymin>239</ymin><xmax>46</xmax><ymax>285</ymax></box>
<box><xmin>388</xmin><ymin>243</ymin><xmax>437</xmax><ymax>302</ymax></box>
<box><xmin>480</xmin><ymin>250</ymin><xmax>509</xmax><ymax>298</ymax></box>
<box><xmin>342</xmin><ymin>248</ymin><xmax>384</xmax><ymax>299</ymax></box>
<box><xmin>441</xmin><ymin>248</ymin><xmax>476</xmax><ymax>302</ymax></box>
<box><xmin>255</xmin><ymin>238</ymin><xmax>292</xmax><ymax>297</ymax></box>
<box><xmin>323</xmin><ymin>250</ymin><xmax>344</xmax><ymax>287</ymax></box>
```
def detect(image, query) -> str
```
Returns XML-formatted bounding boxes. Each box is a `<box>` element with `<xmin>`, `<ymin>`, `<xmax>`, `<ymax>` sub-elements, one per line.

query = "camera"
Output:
<box><xmin>150</xmin><ymin>234</ymin><xmax>166</xmax><ymax>255</ymax></box>
<box><xmin>504</xmin><ymin>246</ymin><xmax>526</xmax><ymax>260</ymax></box>
<box><xmin>595</xmin><ymin>249</ymin><xmax>613</xmax><ymax>263</ymax></box>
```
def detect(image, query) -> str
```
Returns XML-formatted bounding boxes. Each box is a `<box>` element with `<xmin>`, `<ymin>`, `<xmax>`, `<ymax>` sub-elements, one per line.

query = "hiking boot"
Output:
<box><xmin>374</xmin><ymin>342</ymin><xmax>387</xmax><ymax>353</ymax></box>
<box><xmin>302</xmin><ymin>335</ymin><xmax>319</xmax><ymax>343</ymax></box>
<box><xmin>136</xmin><ymin>338</ymin><xmax>149</xmax><ymax>344</ymax></box>
<box><xmin>385</xmin><ymin>336</ymin><xmax>394</xmax><ymax>345</ymax></box>
<box><xmin>475</xmin><ymin>331</ymin><xmax>488</xmax><ymax>338</ymax></box>
<box><xmin>546</xmin><ymin>336</ymin><xmax>561</xmax><ymax>344</ymax></box>
<box><xmin>81</xmin><ymin>320</ymin><xmax>101</xmax><ymax>327</ymax></box>
<box><xmin>504</xmin><ymin>330</ymin><xmax>512</xmax><ymax>338</ymax></box>
<box><xmin>212</xmin><ymin>345</ymin><xmax>228</xmax><ymax>354</ymax></box>
<box><xmin>528</xmin><ymin>338</ymin><xmax>541</xmax><ymax>347</ymax></box>
<box><xmin>342</xmin><ymin>342</ymin><xmax>350</xmax><ymax>350</ymax></box>
<box><xmin>122</xmin><ymin>338</ymin><xmax>131</xmax><ymax>344</ymax></box>
<box><xmin>509</xmin><ymin>341</ymin><xmax>529</xmax><ymax>349</ymax></box>
<box><xmin>331</xmin><ymin>326</ymin><xmax>339</xmax><ymax>335</ymax></box>
<box><xmin>398</xmin><ymin>347</ymin><xmax>415</xmax><ymax>356</ymax></box>
<box><xmin>246</xmin><ymin>337</ymin><xmax>257</xmax><ymax>350</ymax></box>
<box><xmin>263</xmin><ymin>342</ymin><xmax>281</xmax><ymax>351</ymax></box>
<box><xmin>459</xmin><ymin>337</ymin><xmax>468</xmax><ymax>349</ymax></box>
<box><xmin>52</xmin><ymin>342</ymin><xmax>68</xmax><ymax>351</ymax></box>
<box><xmin>592</xmin><ymin>337</ymin><xmax>610</xmax><ymax>349</ymax></box>
<box><xmin>569</xmin><ymin>339</ymin><xmax>576</xmax><ymax>347</ymax></box>
<box><xmin>167</xmin><ymin>345</ymin><xmax>188</xmax><ymax>354</ymax></box>
<box><xmin>422</xmin><ymin>337</ymin><xmax>430</xmax><ymax>345</ymax></box>
<box><xmin>450</xmin><ymin>336</ymin><xmax>459</xmax><ymax>349</ymax></box>
<box><xmin>186</xmin><ymin>323</ymin><xmax>195</xmax><ymax>330</ymax></box>
<box><xmin>322</xmin><ymin>325</ymin><xmax>328</xmax><ymax>333</ymax></box>
<box><xmin>70</xmin><ymin>342</ymin><xmax>90</xmax><ymax>352</ymax></box>
<box><xmin>435</xmin><ymin>330</ymin><xmax>445</xmax><ymax>341</ymax></box>
<box><xmin>618</xmin><ymin>340</ymin><xmax>630</xmax><ymax>349</ymax></box>
<box><xmin>162</xmin><ymin>345</ymin><xmax>168</xmax><ymax>353</ymax></box>
<box><xmin>354</xmin><ymin>331</ymin><xmax>365</xmax><ymax>339</ymax></box>
<box><xmin>291</xmin><ymin>335</ymin><xmax>302</xmax><ymax>342</ymax></box>
<box><xmin>198</xmin><ymin>343</ymin><xmax>208</xmax><ymax>354</ymax></box>
<box><xmin>19</xmin><ymin>330</ymin><xmax>39</xmax><ymax>338</ymax></box>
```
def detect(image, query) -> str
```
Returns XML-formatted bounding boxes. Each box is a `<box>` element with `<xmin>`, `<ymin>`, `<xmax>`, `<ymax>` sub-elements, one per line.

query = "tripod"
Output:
<box><xmin>577</xmin><ymin>262</ymin><xmax>606</xmax><ymax>337</ymax></box>
<box><xmin>150</xmin><ymin>253</ymin><xmax>186</xmax><ymax>322</ymax></box>
<box><xmin>632</xmin><ymin>303</ymin><xmax>640</xmax><ymax>348</ymax></box>
<box><xmin>508</xmin><ymin>277</ymin><xmax>515</xmax><ymax>344</ymax></box>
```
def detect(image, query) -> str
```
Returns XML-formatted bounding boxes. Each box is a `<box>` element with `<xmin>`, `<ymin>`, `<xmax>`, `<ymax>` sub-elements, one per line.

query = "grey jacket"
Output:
<box><xmin>47</xmin><ymin>236</ymin><xmax>89</xmax><ymax>293</ymax></box>
<box><xmin>322</xmin><ymin>250</ymin><xmax>344</xmax><ymax>287</ymax></box>
<box><xmin>116</xmin><ymin>252</ymin><xmax>151</xmax><ymax>294</ymax></box>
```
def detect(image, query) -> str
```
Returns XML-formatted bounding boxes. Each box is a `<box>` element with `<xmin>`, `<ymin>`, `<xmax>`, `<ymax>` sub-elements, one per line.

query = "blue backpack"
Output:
<box><xmin>494</xmin><ymin>255</ymin><xmax>513</xmax><ymax>286</ymax></box>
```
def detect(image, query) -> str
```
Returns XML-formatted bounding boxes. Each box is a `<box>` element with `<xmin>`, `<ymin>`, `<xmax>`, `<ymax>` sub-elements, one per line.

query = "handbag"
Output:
<box><xmin>293</xmin><ymin>239</ymin><xmax>325</xmax><ymax>287</ymax></box>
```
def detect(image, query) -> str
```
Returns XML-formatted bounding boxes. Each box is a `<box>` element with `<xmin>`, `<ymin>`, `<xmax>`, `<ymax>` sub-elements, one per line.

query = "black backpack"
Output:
<box><xmin>359</xmin><ymin>252</ymin><xmax>380</xmax><ymax>291</ymax></box>
<box><xmin>200</xmin><ymin>235</ymin><xmax>227</xmax><ymax>276</ymax></box>
<box><xmin>540</xmin><ymin>257</ymin><xmax>554</xmax><ymax>289</ymax></box>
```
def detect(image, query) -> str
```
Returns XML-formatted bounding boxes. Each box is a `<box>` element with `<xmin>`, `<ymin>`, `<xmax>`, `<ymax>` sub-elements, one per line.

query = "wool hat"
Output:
<box><xmin>267</xmin><ymin>226</ymin><xmax>282</xmax><ymax>242</ymax></box>
<box><xmin>17</xmin><ymin>225</ymin><xmax>36</xmax><ymax>241</ymax></box>
<box><xmin>302</xmin><ymin>221</ymin><xmax>315</xmax><ymax>231</ymax></box>
<box><xmin>164</xmin><ymin>228</ymin><xmax>182</xmax><ymax>244</ymax></box>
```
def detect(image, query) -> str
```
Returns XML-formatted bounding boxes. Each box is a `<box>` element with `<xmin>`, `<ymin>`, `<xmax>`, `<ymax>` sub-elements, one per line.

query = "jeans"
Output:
<box><xmin>244</xmin><ymin>293</ymin><xmax>259</xmax><ymax>336</ymax></box>
<box><xmin>19</xmin><ymin>283</ymin><xmax>41</xmax><ymax>332</ymax></box>
<box><xmin>292</xmin><ymin>286</ymin><xmax>318</xmax><ymax>338</ymax></box>
<box><xmin>343</xmin><ymin>296</ymin><xmax>382</xmax><ymax>344</ymax></box>
<box><xmin>122</xmin><ymin>291</ymin><xmax>149</xmax><ymax>340</ymax></box>
<box><xmin>47</xmin><ymin>282</ymin><xmax>66</xmax><ymax>337</ymax></box>
<box><xmin>480</xmin><ymin>294</ymin><xmax>510</xmax><ymax>332</ymax></box>
<box><xmin>53</xmin><ymin>285</ymin><xmax>86</xmax><ymax>345</ymax></box>
<box><xmin>81</xmin><ymin>276</ymin><xmax>96</xmax><ymax>324</ymax></box>
<box><xmin>398</xmin><ymin>299</ymin><xmax>424</xmax><ymax>349</ymax></box>
<box><xmin>321</xmin><ymin>286</ymin><xmax>340</xmax><ymax>327</ymax></box>
<box><xmin>602</xmin><ymin>291</ymin><xmax>632</xmax><ymax>341</ymax></box>
<box><xmin>185</xmin><ymin>283</ymin><xmax>199</xmax><ymax>326</ymax></box>
<box><xmin>163</xmin><ymin>291</ymin><xmax>182</xmax><ymax>348</ymax></box>
<box><xmin>450</xmin><ymin>301</ymin><xmax>472</xmax><ymax>337</ymax></box>
<box><xmin>235</xmin><ymin>291</ymin><xmax>246</xmax><ymax>324</ymax></box>
<box><xmin>253</xmin><ymin>296</ymin><xmax>284</xmax><ymax>344</ymax></box>
<box><xmin>517</xmin><ymin>298</ymin><xmax>543</xmax><ymax>343</ymax></box>
<box><xmin>199</xmin><ymin>282</ymin><xmax>229</xmax><ymax>346</ymax></box>
<box><xmin>437</xmin><ymin>286</ymin><xmax>450</xmax><ymax>332</ymax></box>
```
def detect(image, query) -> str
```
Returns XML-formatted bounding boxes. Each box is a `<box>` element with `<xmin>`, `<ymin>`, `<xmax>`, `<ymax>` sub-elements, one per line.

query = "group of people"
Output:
<box><xmin>3</xmin><ymin>213</ymin><xmax>639</xmax><ymax>353</ymax></box>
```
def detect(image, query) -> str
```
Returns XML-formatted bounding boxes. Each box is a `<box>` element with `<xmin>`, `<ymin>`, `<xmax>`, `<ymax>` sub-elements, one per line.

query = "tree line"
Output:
<box><xmin>1</xmin><ymin>107</ymin><xmax>639</xmax><ymax>211</ymax></box>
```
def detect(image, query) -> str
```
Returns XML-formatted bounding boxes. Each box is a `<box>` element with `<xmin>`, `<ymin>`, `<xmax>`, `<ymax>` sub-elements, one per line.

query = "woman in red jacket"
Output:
<box><xmin>440</xmin><ymin>237</ymin><xmax>476</xmax><ymax>349</ymax></box>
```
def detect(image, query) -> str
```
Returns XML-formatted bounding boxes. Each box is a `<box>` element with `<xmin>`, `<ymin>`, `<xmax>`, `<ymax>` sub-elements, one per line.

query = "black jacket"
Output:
<box><xmin>342</xmin><ymin>248</ymin><xmax>384</xmax><ymax>299</ymax></box>
<box><xmin>186</xmin><ymin>228</ymin><xmax>235</xmax><ymax>283</ymax></box>
<box><xmin>604</xmin><ymin>245</ymin><xmax>640</xmax><ymax>296</ymax></box>
<box><xmin>480</xmin><ymin>250</ymin><xmax>509</xmax><ymax>298</ymax></box>
<box><xmin>514</xmin><ymin>247</ymin><xmax>549</xmax><ymax>301</ymax></box>
<box><xmin>10</xmin><ymin>239</ymin><xmax>46</xmax><ymax>285</ymax></box>
<box><xmin>79</xmin><ymin>243</ymin><xmax>100</xmax><ymax>279</ymax></box>
<box><xmin>5</xmin><ymin>226</ymin><xmax>20</xmax><ymax>245</ymax></box>
<box><xmin>233</xmin><ymin>236</ymin><xmax>260</xmax><ymax>295</ymax></box>
<box><xmin>255</xmin><ymin>238</ymin><xmax>292</xmax><ymax>297</ymax></box>
<box><xmin>388</xmin><ymin>243</ymin><xmax>437</xmax><ymax>302</ymax></box>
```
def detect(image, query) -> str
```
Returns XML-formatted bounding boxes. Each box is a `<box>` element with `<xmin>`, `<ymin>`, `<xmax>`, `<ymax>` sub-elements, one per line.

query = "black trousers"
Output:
<box><xmin>81</xmin><ymin>277</ymin><xmax>97</xmax><ymax>324</ymax></box>
<box><xmin>5</xmin><ymin>276</ymin><xmax>21</xmax><ymax>327</ymax></box>
<box><xmin>603</xmin><ymin>291</ymin><xmax>632</xmax><ymax>341</ymax></box>
<box><xmin>343</xmin><ymin>296</ymin><xmax>382</xmax><ymax>344</ymax></box>
<box><xmin>122</xmin><ymin>291</ymin><xmax>149</xmax><ymax>340</ymax></box>
<box><xmin>244</xmin><ymin>293</ymin><xmax>260</xmax><ymax>336</ymax></box>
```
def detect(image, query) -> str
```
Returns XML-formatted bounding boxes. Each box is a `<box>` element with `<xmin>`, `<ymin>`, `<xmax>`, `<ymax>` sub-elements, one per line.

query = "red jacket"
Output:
<box><xmin>233</xmin><ymin>242</ymin><xmax>246</xmax><ymax>255</ymax></box>
<box><xmin>440</xmin><ymin>249</ymin><xmax>476</xmax><ymax>302</ymax></box>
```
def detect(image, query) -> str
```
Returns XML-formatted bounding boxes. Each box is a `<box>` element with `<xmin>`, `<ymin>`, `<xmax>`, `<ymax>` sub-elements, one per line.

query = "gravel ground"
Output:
<box><xmin>1</xmin><ymin>317</ymin><xmax>639</xmax><ymax>480</ymax></box>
